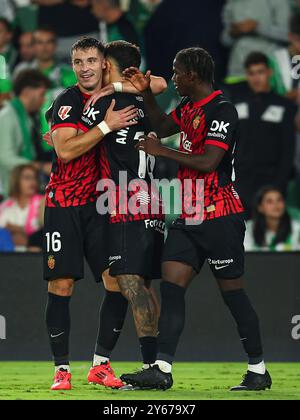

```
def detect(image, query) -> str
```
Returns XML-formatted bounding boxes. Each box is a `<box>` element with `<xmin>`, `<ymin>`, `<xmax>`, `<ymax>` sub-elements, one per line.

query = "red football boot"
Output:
<box><xmin>88</xmin><ymin>362</ymin><xmax>124</xmax><ymax>389</ymax></box>
<box><xmin>51</xmin><ymin>369</ymin><xmax>72</xmax><ymax>391</ymax></box>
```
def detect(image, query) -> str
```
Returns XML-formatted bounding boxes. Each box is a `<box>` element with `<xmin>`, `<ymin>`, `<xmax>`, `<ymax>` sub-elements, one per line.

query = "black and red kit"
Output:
<box><xmin>164</xmin><ymin>90</ymin><xmax>245</xmax><ymax>280</ymax></box>
<box><xmin>43</xmin><ymin>85</ymin><xmax>107</xmax><ymax>283</ymax></box>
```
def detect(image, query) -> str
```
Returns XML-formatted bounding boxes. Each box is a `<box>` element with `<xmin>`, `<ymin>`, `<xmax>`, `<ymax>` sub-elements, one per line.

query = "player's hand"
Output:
<box><xmin>5</xmin><ymin>223</ymin><xmax>25</xmax><ymax>234</ymax></box>
<box><xmin>123</xmin><ymin>67</ymin><xmax>151</xmax><ymax>93</ymax></box>
<box><xmin>43</xmin><ymin>131</ymin><xmax>53</xmax><ymax>148</ymax></box>
<box><xmin>104</xmin><ymin>99</ymin><xmax>138</xmax><ymax>131</ymax></box>
<box><xmin>84</xmin><ymin>84</ymin><xmax>116</xmax><ymax>111</ymax></box>
<box><xmin>135</xmin><ymin>133</ymin><xmax>163</xmax><ymax>156</ymax></box>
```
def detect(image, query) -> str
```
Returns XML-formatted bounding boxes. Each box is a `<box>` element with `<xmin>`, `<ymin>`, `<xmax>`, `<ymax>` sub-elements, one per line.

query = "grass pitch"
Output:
<box><xmin>0</xmin><ymin>362</ymin><xmax>299</xmax><ymax>400</ymax></box>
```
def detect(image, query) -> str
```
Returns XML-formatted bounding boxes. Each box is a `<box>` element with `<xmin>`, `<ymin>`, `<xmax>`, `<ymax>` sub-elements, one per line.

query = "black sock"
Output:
<box><xmin>45</xmin><ymin>292</ymin><xmax>71</xmax><ymax>366</ymax></box>
<box><xmin>157</xmin><ymin>281</ymin><xmax>186</xmax><ymax>364</ymax></box>
<box><xmin>222</xmin><ymin>289</ymin><xmax>264</xmax><ymax>364</ymax></box>
<box><xmin>139</xmin><ymin>336</ymin><xmax>157</xmax><ymax>365</ymax></box>
<box><xmin>95</xmin><ymin>291</ymin><xmax>128</xmax><ymax>357</ymax></box>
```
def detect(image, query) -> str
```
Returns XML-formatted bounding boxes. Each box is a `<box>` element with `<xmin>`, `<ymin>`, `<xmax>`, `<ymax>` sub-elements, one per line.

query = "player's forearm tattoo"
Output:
<box><xmin>117</xmin><ymin>275</ymin><xmax>158</xmax><ymax>337</ymax></box>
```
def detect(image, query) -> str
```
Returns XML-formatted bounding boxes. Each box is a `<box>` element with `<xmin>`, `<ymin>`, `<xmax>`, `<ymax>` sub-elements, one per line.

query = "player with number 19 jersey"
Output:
<box><xmin>80</xmin><ymin>92</ymin><xmax>165</xmax><ymax>280</ymax></box>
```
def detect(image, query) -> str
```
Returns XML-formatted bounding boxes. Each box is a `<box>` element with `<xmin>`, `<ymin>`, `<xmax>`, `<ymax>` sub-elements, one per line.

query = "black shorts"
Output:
<box><xmin>108</xmin><ymin>219</ymin><xmax>165</xmax><ymax>280</ymax></box>
<box><xmin>43</xmin><ymin>203</ymin><xmax>108</xmax><ymax>282</ymax></box>
<box><xmin>163</xmin><ymin>213</ymin><xmax>245</xmax><ymax>279</ymax></box>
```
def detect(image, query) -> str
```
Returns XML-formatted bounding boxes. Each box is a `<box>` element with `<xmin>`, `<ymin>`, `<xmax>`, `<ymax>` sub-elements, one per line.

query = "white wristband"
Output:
<box><xmin>148</xmin><ymin>131</ymin><xmax>158</xmax><ymax>138</ymax></box>
<box><xmin>112</xmin><ymin>82</ymin><xmax>123</xmax><ymax>93</ymax></box>
<box><xmin>97</xmin><ymin>120</ymin><xmax>112</xmax><ymax>136</ymax></box>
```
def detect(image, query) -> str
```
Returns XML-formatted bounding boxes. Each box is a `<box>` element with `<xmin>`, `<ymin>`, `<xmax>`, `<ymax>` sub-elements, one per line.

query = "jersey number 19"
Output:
<box><xmin>135</xmin><ymin>132</ymin><xmax>156</xmax><ymax>180</ymax></box>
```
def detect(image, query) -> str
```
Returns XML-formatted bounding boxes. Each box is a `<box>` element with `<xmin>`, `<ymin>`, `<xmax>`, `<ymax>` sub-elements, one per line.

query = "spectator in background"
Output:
<box><xmin>227</xmin><ymin>52</ymin><xmax>297</xmax><ymax>218</ymax></box>
<box><xmin>272</xmin><ymin>12</ymin><xmax>300</xmax><ymax>102</ymax></box>
<box><xmin>0</xmin><ymin>164</ymin><xmax>44</xmax><ymax>252</ymax></box>
<box><xmin>91</xmin><ymin>0</ymin><xmax>139</xmax><ymax>45</ymax></box>
<box><xmin>0</xmin><ymin>69</ymin><xmax>51</xmax><ymax>197</ymax></box>
<box><xmin>16</xmin><ymin>32</ymin><xmax>35</xmax><ymax>66</ymax></box>
<box><xmin>14</xmin><ymin>25</ymin><xmax>76</xmax><ymax>138</ymax></box>
<box><xmin>222</xmin><ymin>0</ymin><xmax>291</xmax><ymax>81</ymax></box>
<box><xmin>0</xmin><ymin>18</ymin><xmax>17</xmax><ymax>73</ymax></box>
<box><xmin>245</xmin><ymin>186</ymin><xmax>300</xmax><ymax>251</ymax></box>
<box><xmin>34</xmin><ymin>0</ymin><xmax>99</xmax><ymax>62</ymax></box>
<box><xmin>27</xmin><ymin>195</ymin><xmax>45</xmax><ymax>253</ymax></box>
<box><xmin>0</xmin><ymin>19</ymin><xmax>15</xmax><ymax>100</ymax></box>
<box><xmin>270</xmin><ymin>12</ymin><xmax>300</xmax><ymax>209</ymax></box>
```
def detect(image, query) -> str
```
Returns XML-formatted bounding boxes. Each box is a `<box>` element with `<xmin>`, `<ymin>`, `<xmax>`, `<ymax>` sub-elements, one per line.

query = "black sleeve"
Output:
<box><xmin>51</xmin><ymin>89</ymin><xmax>82</xmax><ymax>132</ymax></box>
<box><xmin>205</xmin><ymin>102</ymin><xmax>238</xmax><ymax>151</ymax></box>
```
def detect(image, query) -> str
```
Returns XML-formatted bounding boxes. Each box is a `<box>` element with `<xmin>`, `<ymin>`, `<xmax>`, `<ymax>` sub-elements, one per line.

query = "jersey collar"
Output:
<box><xmin>192</xmin><ymin>90</ymin><xmax>222</xmax><ymax>107</ymax></box>
<box><xmin>76</xmin><ymin>83</ymin><xmax>92</xmax><ymax>99</ymax></box>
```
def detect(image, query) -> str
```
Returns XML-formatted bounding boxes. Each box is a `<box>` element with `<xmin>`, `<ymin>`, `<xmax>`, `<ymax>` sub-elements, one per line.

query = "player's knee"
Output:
<box><xmin>162</xmin><ymin>261</ymin><xmax>194</xmax><ymax>288</ymax></box>
<box><xmin>218</xmin><ymin>278</ymin><xmax>244</xmax><ymax>292</ymax></box>
<box><xmin>116</xmin><ymin>275</ymin><xmax>145</xmax><ymax>302</ymax></box>
<box><xmin>102</xmin><ymin>270</ymin><xmax>120</xmax><ymax>292</ymax></box>
<box><xmin>48</xmin><ymin>278</ymin><xmax>74</xmax><ymax>296</ymax></box>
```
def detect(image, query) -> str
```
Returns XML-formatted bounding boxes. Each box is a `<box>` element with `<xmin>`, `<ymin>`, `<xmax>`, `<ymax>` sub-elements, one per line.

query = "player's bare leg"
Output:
<box><xmin>88</xmin><ymin>270</ymin><xmax>127</xmax><ymax>389</ymax></box>
<box><xmin>89</xmin><ymin>273</ymin><xmax>160</xmax><ymax>389</ymax></box>
<box><xmin>46</xmin><ymin>278</ymin><xmax>74</xmax><ymax>390</ymax></box>
<box><xmin>217</xmin><ymin>278</ymin><xmax>272</xmax><ymax>391</ymax></box>
<box><xmin>121</xmin><ymin>261</ymin><xmax>195</xmax><ymax>389</ymax></box>
<box><xmin>117</xmin><ymin>275</ymin><xmax>159</xmax><ymax>368</ymax></box>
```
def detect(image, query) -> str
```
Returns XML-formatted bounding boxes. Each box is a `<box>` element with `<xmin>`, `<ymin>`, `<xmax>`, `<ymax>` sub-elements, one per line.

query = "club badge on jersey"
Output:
<box><xmin>58</xmin><ymin>106</ymin><xmax>72</xmax><ymax>120</ymax></box>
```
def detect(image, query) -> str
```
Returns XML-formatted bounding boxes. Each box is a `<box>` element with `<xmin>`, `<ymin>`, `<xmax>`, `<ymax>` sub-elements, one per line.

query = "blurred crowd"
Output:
<box><xmin>0</xmin><ymin>0</ymin><xmax>300</xmax><ymax>253</ymax></box>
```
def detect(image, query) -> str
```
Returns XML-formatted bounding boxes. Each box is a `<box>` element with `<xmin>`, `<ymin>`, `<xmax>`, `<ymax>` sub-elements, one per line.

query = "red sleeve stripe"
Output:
<box><xmin>205</xmin><ymin>140</ymin><xmax>229</xmax><ymax>151</ymax></box>
<box><xmin>51</xmin><ymin>123</ymin><xmax>78</xmax><ymax>132</ymax></box>
<box><xmin>77</xmin><ymin>122</ymin><xmax>89</xmax><ymax>133</ymax></box>
<box><xmin>171</xmin><ymin>109</ymin><xmax>181</xmax><ymax>126</ymax></box>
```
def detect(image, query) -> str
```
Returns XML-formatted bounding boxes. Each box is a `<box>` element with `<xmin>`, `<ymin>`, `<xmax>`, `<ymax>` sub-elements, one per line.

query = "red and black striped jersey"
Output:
<box><xmin>171</xmin><ymin>90</ymin><xmax>244</xmax><ymax>221</ymax></box>
<box><xmin>79</xmin><ymin>93</ymin><xmax>164</xmax><ymax>223</ymax></box>
<box><xmin>46</xmin><ymin>85</ymin><xmax>100</xmax><ymax>208</ymax></box>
